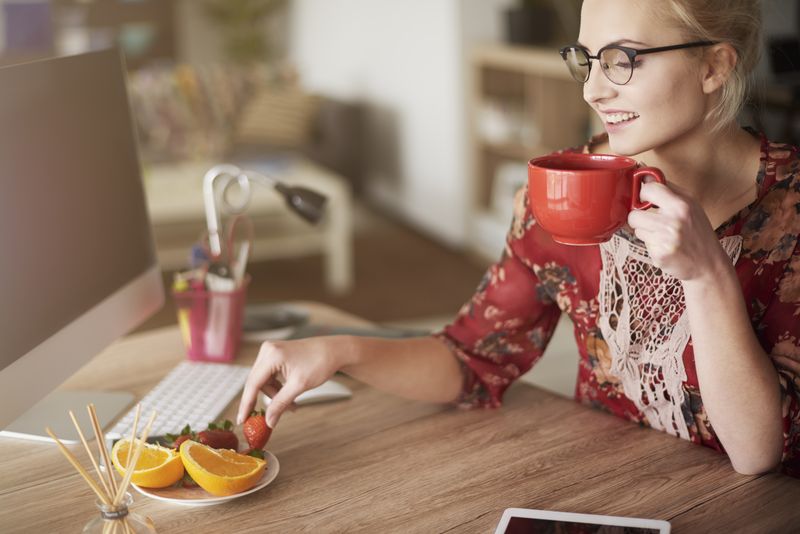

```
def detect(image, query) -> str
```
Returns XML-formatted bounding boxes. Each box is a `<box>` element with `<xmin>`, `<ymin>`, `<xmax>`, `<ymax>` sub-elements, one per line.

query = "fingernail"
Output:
<box><xmin>266</xmin><ymin>414</ymin><xmax>278</xmax><ymax>429</ymax></box>
<box><xmin>236</xmin><ymin>414</ymin><xmax>244</xmax><ymax>425</ymax></box>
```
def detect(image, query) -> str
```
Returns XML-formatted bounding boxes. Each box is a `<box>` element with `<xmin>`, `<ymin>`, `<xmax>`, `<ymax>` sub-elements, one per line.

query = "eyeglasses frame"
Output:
<box><xmin>558</xmin><ymin>40</ymin><xmax>718</xmax><ymax>85</ymax></box>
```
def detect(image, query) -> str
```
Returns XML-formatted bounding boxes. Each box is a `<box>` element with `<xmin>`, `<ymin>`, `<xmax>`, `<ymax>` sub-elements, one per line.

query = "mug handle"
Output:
<box><xmin>631</xmin><ymin>167</ymin><xmax>666</xmax><ymax>210</ymax></box>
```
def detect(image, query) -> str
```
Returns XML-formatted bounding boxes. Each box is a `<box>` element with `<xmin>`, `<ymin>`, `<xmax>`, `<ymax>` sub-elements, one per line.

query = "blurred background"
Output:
<box><xmin>0</xmin><ymin>0</ymin><xmax>797</xmax><ymax>336</ymax></box>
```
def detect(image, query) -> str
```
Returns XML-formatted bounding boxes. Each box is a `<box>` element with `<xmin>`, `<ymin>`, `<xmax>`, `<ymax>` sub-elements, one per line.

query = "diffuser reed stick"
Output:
<box><xmin>88</xmin><ymin>403</ymin><xmax>119</xmax><ymax>497</ymax></box>
<box><xmin>45</xmin><ymin>427</ymin><xmax>110</xmax><ymax>505</ymax></box>
<box><xmin>68</xmin><ymin>410</ymin><xmax>113</xmax><ymax>499</ymax></box>
<box><xmin>47</xmin><ymin>403</ymin><xmax>158</xmax><ymax>533</ymax></box>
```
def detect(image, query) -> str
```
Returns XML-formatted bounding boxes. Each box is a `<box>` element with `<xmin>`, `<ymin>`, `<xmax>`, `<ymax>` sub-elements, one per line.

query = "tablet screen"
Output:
<box><xmin>495</xmin><ymin>507</ymin><xmax>670</xmax><ymax>533</ymax></box>
<box><xmin>503</xmin><ymin>517</ymin><xmax>661</xmax><ymax>534</ymax></box>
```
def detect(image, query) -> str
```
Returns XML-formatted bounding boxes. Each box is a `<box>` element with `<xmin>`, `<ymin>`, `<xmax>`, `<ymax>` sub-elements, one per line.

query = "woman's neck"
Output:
<box><xmin>633</xmin><ymin>125</ymin><xmax>762</xmax><ymax>227</ymax></box>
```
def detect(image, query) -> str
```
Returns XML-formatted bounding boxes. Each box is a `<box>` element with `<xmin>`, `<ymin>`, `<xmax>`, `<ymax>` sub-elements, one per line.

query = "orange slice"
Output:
<box><xmin>111</xmin><ymin>438</ymin><xmax>184</xmax><ymax>488</ymax></box>
<box><xmin>178</xmin><ymin>440</ymin><xmax>266</xmax><ymax>497</ymax></box>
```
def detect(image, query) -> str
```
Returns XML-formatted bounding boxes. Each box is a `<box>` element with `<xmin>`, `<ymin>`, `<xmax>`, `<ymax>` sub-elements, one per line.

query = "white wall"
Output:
<box><xmin>287</xmin><ymin>0</ymin><xmax>462</xmax><ymax>245</ymax></box>
<box><xmin>175</xmin><ymin>0</ymin><xmax>513</xmax><ymax>246</ymax></box>
<box><xmin>288</xmin><ymin>0</ymin><xmax>512</xmax><ymax>246</ymax></box>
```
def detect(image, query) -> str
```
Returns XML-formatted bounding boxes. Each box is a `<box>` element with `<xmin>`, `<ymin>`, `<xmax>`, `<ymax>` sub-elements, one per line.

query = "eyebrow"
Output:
<box><xmin>576</xmin><ymin>39</ymin><xmax>651</xmax><ymax>49</ymax></box>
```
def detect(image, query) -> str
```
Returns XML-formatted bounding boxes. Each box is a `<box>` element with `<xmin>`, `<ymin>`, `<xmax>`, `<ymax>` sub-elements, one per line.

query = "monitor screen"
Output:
<box><xmin>0</xmin><ymin>49</ymin><xmax>163</xmax><ymax>433</ymax></box>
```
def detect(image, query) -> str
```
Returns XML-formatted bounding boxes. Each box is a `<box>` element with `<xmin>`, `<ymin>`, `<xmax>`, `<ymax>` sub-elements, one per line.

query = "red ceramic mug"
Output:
<box><xmin>527</xmin><ymin>153</ymin><xmax>666</xmax><ymax>245</ymax></box>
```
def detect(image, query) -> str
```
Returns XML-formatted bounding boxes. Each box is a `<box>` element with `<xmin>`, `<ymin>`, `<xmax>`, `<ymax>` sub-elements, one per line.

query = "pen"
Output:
<box><xmin>172</xmin><ymin>273</ymin><xmax>192</xmax><ymax>350</ymax></box>
<box><xmin>233</xmin><ymin>241</ymin><xmax>250</xmax><ymax>288</ymax></box>
<box><xmin>189</xmin><ymin>243</ymin><xmax>210</xmax><ymax>270</ymax></box>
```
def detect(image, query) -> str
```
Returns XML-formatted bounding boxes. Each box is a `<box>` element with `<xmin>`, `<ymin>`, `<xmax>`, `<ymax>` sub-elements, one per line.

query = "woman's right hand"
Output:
<box><xmin>236</xmin><ymin>336</ymin><xmax>354</xmax><ymax>429</ymax></box>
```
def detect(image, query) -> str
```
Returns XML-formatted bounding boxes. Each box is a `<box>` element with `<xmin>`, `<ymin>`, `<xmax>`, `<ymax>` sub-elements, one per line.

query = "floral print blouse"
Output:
<box><xmin>437</xmin><ymin>130</ymin><xmax>800</xmax><ymax>477</ymax></box>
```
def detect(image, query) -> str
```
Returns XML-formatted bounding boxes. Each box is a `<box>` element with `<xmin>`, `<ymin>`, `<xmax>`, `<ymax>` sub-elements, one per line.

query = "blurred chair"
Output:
<box><xmin>129</xmin><ymin>63</ymin><xmax>360</xmax><ymax>294</ymax></box>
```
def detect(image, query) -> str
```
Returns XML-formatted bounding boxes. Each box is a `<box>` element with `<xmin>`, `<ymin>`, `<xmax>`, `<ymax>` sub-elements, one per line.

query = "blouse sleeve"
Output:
<box><xmin>433</xmin><ymin>187</ymin><xmax>562</xmax><ymax>409</ymax></box>
<box><xmin>758</xmin><ymin>240</ymin><xmax>800</xmax><ymax>477</ymax></box>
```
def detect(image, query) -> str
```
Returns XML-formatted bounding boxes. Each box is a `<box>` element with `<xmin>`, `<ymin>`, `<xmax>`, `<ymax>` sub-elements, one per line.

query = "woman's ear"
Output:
<box><xmin>701</xmin><ymin>43</ymin><xmax>738</xmax><ymax>94</ymax></box>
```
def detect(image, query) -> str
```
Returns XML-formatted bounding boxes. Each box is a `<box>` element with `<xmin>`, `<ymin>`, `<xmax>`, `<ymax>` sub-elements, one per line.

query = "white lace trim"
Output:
<box><xmin>597</xmin><ymin>234</ymin><xmax>743</xmax><ymax>439</ymax></box>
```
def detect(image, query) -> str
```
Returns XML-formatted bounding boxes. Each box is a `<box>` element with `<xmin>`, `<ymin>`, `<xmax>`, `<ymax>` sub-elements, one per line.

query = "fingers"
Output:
<box><xmin>638</xmin><ymin>181</ymin><xmax>692</xmax><ymax>218</ymax></box>
<box><xmin>238</xmin><ymin>378</ymin><xmax>264</xmax><ymax>425</ymax></box>
<box><xmin>265</xmin><ymin>379</ymin><xmax>306</xmax><ymax>429</ymax></box>
<box><xmin>628</xmin><ymin>183</ymin><xmax>688</xmax><ymax>241</ymax></box>
<box><xmin>262</xmin><ymin>379</ymin><xmax>300</xmax><ymax>412</ymax></box>
<box><xmin>237</xmin><ymin>338</ymin><xmax>330</xmax><ymax>427</ymax></box>
<box><xmin>627</xmin><ymin>208</ymin><xmax>668</xmax><ymax>232</ymax></box>
<box><xmin>638</xmin><ymin>181</ymin><xmax>681</xmax><ymax>209</ymax></box>
<box><xmin>632</xmin><ymin>223</ymin><xmax>677</xmax><ymax>247</ymax></box>
<box><xmin>237</xmin><ymin>343</ymin><xmax>280</xmax><ymax>424</ymax></box>
<box><xmin>261</xmin><ymin>377</ymin><xmax>282</xmax><ymax>399</ymax></box>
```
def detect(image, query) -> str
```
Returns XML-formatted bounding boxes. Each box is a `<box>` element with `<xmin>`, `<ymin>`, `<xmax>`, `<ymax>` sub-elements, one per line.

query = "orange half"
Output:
<box><xmin>111</xmin><ymin>438</ymin><xmax>184</xmax><ymax>488</ymax></box>
<box><xmin>178</xmin><ymin>440</ymin><xmax>266</xmax><ymax>496</ymax></box>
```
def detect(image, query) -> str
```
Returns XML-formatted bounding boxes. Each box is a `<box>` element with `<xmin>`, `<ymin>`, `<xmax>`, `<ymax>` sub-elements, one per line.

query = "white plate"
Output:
<box><xmin>132</xmin><ymin>451</ymin><xmax>279</xmax><ymax>507</ymax></box>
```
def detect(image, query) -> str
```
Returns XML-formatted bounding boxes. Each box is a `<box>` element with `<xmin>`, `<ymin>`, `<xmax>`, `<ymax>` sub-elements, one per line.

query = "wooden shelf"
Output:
<box><xmin>467</xmin><ymin>44</ymin><xmax>594</xmax><ymax>261</ymax></box>
<box><xmin>52</xmin><ymin>0</ymin><xmax>177</xmax><ymax>70</ymax></box>
<box><xmin>471</xmin><ymin>44</ymin><xmax>572</xmax><ymax>80</ymax></box>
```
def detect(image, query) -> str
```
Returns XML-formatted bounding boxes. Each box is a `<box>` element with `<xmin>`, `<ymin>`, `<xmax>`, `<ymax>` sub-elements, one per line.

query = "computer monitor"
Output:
<box><xmin>0</xmin><ymin>48</ymin><xmax>164</xmax><ymax>442</ymax></box>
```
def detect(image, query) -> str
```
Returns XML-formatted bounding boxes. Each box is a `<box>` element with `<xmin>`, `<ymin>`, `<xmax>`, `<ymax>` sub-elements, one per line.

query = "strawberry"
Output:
<box><xmin>196</xmin><ymin>420</ymin><xmax>239</xmax><ymax>450</ymax></box>
<box><xmin>165</xmin><ymin>424</ymin><xmax>195</xmax><ymax>450</ymax></box>
<box><xmin>173</xmin><ymin>434</ymin><xmax>192</xmax><ymax>449</ymax></box>
<box><xmin>243</xmin><ymin>410</ymin><xmax>272</xmax><ymax>450</ymax></box>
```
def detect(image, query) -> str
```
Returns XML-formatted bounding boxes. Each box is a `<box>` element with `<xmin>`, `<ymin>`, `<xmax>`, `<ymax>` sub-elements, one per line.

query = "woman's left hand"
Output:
<box><xmin>627</xmin><ymin>181</ymin><xmax>728</xmax><ymax>281</ymax></box>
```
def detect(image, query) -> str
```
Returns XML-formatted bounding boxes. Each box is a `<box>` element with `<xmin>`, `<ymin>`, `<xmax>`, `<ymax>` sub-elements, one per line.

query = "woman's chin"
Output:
<box><xmin>606</xmin><ymin>139</ymin><xmax>639</xmax><ymax>157</ymax></box>
<box><xmin>606</xmin><ymin>132</ymin><xmax>650</xmax><ymax>157</ymax></box>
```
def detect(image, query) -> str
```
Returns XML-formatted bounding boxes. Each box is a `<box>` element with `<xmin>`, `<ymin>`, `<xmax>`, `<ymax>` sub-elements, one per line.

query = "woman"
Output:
<box><xmin>238</xmin><ymin>0</ymin><xmax>800</xmax><ymax>477</ymax></box>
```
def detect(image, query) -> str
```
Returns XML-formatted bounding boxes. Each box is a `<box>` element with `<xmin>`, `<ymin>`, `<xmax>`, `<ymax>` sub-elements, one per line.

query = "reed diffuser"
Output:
<box><xmin>46</xmin><ymin>404</ymin><xmax>158</xmax><ymax>533</ymax></box>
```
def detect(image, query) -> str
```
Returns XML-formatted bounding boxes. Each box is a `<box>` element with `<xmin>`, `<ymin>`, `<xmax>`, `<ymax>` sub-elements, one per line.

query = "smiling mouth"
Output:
<box><xmin>605</xmin><ymin>112</ymin><xmax>640</xmax><ymax>125</ymax></box>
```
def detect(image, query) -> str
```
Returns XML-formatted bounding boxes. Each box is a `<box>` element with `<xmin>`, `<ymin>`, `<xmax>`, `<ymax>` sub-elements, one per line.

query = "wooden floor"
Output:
<box><xmin>136</xmin><ymin>204</ymin><xmax>490</xmax><ymax>332</ymax></box>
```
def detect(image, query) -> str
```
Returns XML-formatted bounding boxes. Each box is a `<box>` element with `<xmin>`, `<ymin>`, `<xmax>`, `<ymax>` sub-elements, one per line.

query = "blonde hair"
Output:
<box><xmin>653</xmin><ymin>0</ymin><xmax>763</xmax><ymax>132</ymax></box>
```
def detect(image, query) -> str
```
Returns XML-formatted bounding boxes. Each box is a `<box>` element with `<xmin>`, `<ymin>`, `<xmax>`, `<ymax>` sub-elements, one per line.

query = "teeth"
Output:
<box><xmin>606</xmin><ymin>112</ymin><xmax>639</xmax><ymax>124</ymax></box>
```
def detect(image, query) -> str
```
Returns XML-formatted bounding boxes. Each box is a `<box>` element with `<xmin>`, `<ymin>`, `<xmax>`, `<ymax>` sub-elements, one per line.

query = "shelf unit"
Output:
<box><xmin>0</xmin><ymin>1</ymin><xmax>177</xmax><ymax>69</ymax></box>
<box><xmin>467</xmin><ymin>44</ymin><xmax>600</xmax><ymax>261</ymax></box>
<box><xmin>51</xmin><ymin>0</ymin><xmax>177</xmax><ymax>70</ymax></box>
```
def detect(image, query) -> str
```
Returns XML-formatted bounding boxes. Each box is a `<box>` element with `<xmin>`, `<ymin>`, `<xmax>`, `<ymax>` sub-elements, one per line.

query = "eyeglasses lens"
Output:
<box><xmin>599</xmin><ymin>47</ymin><xmax>633</xmax><ymax>84</ymax></box>
<box><xmin>564</xmin><ymin>48</ymin><xmax>590</xmax><ymax>83</ymax></box>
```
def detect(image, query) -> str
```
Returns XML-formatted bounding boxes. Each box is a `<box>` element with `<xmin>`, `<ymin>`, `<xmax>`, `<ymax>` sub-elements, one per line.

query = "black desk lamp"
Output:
<box><xmin>202</xmin><ymin>164</ymin><xmax>327</xmax><ymax>332</ymax></box>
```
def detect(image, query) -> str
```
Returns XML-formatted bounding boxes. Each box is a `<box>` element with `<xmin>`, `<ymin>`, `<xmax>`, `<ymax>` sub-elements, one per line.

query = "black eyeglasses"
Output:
<box><xmin>559</xmin><ymin>41</ymin><xmax>717</xmax><ymax>85</ymax></box>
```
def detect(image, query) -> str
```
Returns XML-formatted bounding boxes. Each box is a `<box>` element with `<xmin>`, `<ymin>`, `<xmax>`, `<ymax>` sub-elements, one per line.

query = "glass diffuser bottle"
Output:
<box><xmin>82</xmin><ymin>493</ymin><xmax>156</xmax><ymax>533</ymax></box>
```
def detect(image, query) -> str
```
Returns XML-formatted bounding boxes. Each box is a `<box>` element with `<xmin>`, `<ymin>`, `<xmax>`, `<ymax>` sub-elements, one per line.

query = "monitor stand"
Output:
<box><xmin>0</xmin><ymin>390</ymin><xmax>134</xmax><ymax>443</ymax></box>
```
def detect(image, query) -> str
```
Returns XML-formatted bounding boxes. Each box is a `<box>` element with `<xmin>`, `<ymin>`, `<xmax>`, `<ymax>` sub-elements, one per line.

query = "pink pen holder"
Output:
<box><xmin>172</xmin><ymin>276</ymin><xmax>249</xmax><ymax>362</ymax></box>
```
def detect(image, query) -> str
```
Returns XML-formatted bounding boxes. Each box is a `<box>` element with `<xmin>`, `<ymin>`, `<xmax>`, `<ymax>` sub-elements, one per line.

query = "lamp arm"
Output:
<box><xmin>238</xmin><ymin>168</ymin><xmax>279</xmax><ymax>189</ymax></box>
<box><xmin>202</xmin><ymin>165</ymin><xmax>288</xmax><ymax>257</ymax></box>
<box><xmin>203</xmin><ymin>164</ymin><xmax>249</xmax><ymax>257</ymax></box>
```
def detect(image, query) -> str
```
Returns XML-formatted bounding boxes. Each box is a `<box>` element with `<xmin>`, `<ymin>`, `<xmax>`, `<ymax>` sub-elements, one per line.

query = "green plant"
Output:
<box><xmin>203</xmin><ymin>0</ymin><xmax>288</xmax><ymax>64</ymax></box>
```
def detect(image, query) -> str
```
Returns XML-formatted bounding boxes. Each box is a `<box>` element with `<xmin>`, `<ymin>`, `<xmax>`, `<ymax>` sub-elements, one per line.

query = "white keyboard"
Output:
<box><xmin>106</xmin><ymin>361</ymin><xmax>251</xmax><ymax>442</ymax></box>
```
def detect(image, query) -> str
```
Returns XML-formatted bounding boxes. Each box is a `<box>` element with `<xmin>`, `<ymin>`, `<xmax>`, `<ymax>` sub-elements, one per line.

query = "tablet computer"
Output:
<box><xmin>494</xmin><ymin>508</ymin><xmax>671</xmax><ymax>533</ymax></box>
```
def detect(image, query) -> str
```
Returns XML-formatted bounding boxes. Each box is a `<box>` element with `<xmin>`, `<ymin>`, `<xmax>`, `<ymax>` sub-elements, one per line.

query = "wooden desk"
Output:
<box><xmin>2</xmin><ymin>302</ymin><xmax>799</xmax><ymax>533</ymax></box>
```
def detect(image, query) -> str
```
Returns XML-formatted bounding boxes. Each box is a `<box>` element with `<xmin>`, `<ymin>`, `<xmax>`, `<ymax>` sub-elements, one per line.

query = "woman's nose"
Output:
<box><xmin>583</xmin><ymin>64</ymin><xmax>617</xmax><ymax>104</ymax></box>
